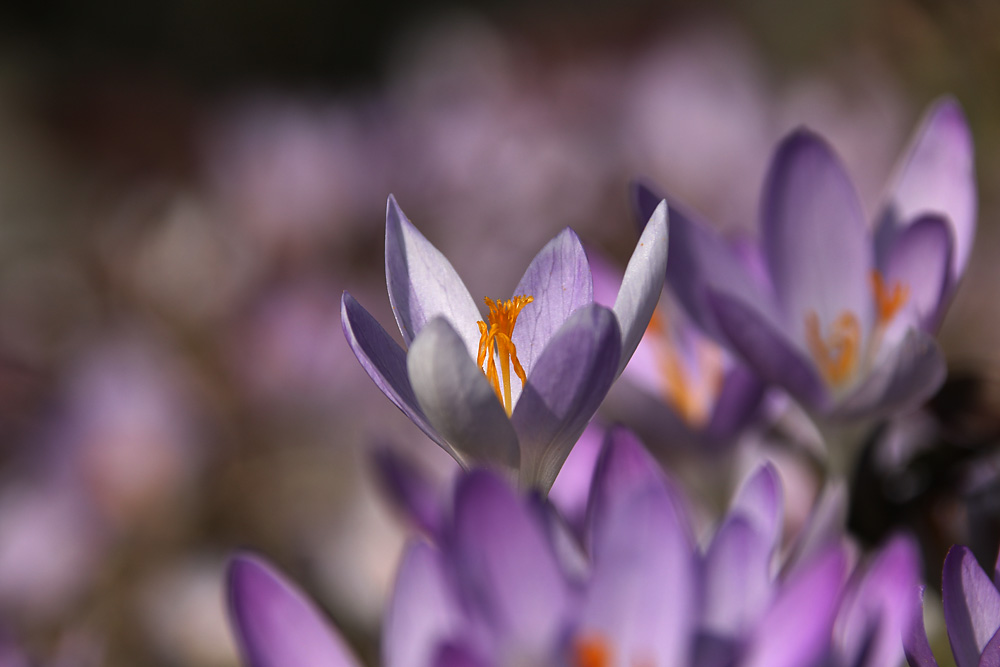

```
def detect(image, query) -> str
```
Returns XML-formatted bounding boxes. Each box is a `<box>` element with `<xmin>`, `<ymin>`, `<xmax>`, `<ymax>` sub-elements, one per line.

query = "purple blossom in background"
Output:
<box><xmin>342</xmin><ymin>195</ymin><xmax>668</xmax><ymax>490</ymax></box>
<box><xmin>638</xmin><ymin>97</ymin><xmax>974</xmax><ymax>420</ymax></box>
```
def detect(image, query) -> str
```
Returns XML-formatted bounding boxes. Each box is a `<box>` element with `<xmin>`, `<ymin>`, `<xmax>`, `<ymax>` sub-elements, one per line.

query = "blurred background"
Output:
<box><xmin>0</xmin><ymin>0</ymin><xmax>998</xmax><ymax>664</ymax></box>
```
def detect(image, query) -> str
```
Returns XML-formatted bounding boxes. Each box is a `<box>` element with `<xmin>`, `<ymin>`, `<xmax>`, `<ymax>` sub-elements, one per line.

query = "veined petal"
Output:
<box><xmin>511</xmin><ymin>227</ymin><xmax>594</xmax><ymax>386</ymax></box>
<box><xmin>834</xmin><ymin>328</ymin><xmax>946</xmax><ymax>420</ymax></box>
<box><xmin>385</xmin><ymin>195</ymin><xmax>482</xmax><ymax>355</ymax></box>
<box><xmin>384</xmin><ymin>542</ymin><xmax>461</xmax><ymax>667</ymax></box>
<box><xmin>341</xmin><ymin>292</ymin><xmax>451</xmax><ymax>456</ymax></box>
<box><xmin>613</xmin><ymin>199</ymin><xmax>669</xmax><ymax>377</ymax></box>
<box><xmin>227</xmin><ymin>554</ymin><xmax>360</xmax><ymax>667</ymax></box>
<box><xmin>408</xmin><ymin>318</ymin><xmax>520</xmax><ymax>471</ymax></box>
<box><xmin>942</xmin><ymin>546</ymin><xmax>1000</xmax><ymax>667</ymax></box>
<box><xmin>511</xmin><ymin>305</ymin><xmax>621</xmax><ymax>491</ymax></box>
<box><xmin>762</xmin><ymin>130</ymin><xmax>873</xmax><ymax>345</ymax></box>
<box><xmin>882</xmin><ymin>214</ymin><xmax>953</xmax><ymax>332</ymax></box>
<box><xmin>707</xmin><ymin>289</ymin><xmax>829</xmax><ymax>411</ymax></box>
<box><xmin>887</xmin><ymin>98</ymin><xmax>976</xmax><ymax>287</ymax></box>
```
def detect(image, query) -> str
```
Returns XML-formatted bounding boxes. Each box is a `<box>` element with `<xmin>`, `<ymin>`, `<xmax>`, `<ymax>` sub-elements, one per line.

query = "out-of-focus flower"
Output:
<box><xmin>906</xmin><ymin>544</ymin><xmax>1000</xmax><ymax>667</ymax></box>
<box><xmin>342</xmin><ymin>196</ymin><xmax>667</xmax><ymax>490</ymax></box>
<box><xmin>227</xmin><ymin>554</ymin><xmax>360</xmax><ymax>667</ymax></box>
<box><xmin>647</xmin><ymin>98</ymin><xmax>974</xmax><ymax>421</ymax></box>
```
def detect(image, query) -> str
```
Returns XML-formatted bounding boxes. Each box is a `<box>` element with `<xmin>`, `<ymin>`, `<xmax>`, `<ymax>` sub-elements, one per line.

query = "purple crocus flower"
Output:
<box><xmin>638</xmin><ymin>98</ymin><xmax>973</xmax><ymax>420</ymax></box>
<box><xmin>905</xmin><ymin>544</ymin><xmax>1000</xmax><ymax>667</ymax></box>
<box><xmin>342</xmin><ymin>195</ymin><xmax>668</xmax><ymax>490</ymax></box>
<box><xmin>227</xmin><ymin>553</ymin><xmax>361</xmax><ymax>667</ymax></box>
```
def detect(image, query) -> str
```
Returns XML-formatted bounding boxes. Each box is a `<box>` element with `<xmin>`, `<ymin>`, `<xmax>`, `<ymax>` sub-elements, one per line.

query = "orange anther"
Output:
<box><xmin>871</xmin><ymin>270</ymin><xmax>909</xmax><ymax>325</ymax></box>
<box><xmin>647</xmin><ymin>308</ymin><xmax>723</xmax><ymax>428</ymax></box>
<box><xmin>805</xmin><ymin>311</ymin><xmax>861</xmax><ymax>387</ymax></box>
<box><xmin>476</xmin><ymin>295</ymin><xmax>533</xmax><ymax>416</ymax></box>
<box><xmin>572</xmin><ymin>636</ymin><xmax>611</xmax><ymax>667</ymax></box>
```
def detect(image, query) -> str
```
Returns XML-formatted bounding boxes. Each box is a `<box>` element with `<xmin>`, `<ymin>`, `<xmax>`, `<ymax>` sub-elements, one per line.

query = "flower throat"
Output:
<box><xmin>476</xmin><ymin>295</ymin><xmax>533</xmax><ymax>416</ymax></box>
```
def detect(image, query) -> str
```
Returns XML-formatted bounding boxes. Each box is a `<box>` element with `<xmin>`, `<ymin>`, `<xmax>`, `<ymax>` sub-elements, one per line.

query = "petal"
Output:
<box><xmin>511</xmin><ymin>304</ymin><xmax>621</xmax><ymax>491</ymax></box>
<box><xmin>943</xmin><ymin>545</ymin><xmax>1000</xmax><ymax>667</ymax></box>
<box><xmin>887</xmin><ymin>98</ymin><xmax>976</xmax><ymax>287</ymax></box>
<box><xmin>613</xmin><ymin>199</ymin><xmax>669</xmax><ymax>376</ymax></box>
<box><xmin>904</xmin><ymin>586</ymin><xmax>940</xmax><ymax>667</ymax></box>
<box><xmin>432</xmin><ymin>643</ymin><xmax>488</xmax><ymax>667</ymax></box>
<box><xmin>341</xmin><ymin>292</ymin><xmax>450</xmax><ymax>455</ymax></box>
<box><xmin>371</xmin><ymin>447</ymin><xmax>447</xmax><ymax>540</ymax></box>
<box><xmin>980</xmin><ymin>628</ymin><xmax>1000</xmax><ymax>667</ymax></box>
<box><xmin>580</xmin><ymin>481</ymin><xmax>696</xmax><ymax>667</ymax></box>
<box><xmin>702</xmin><ymin>515</ymin><xmax>775</xmax><ymax>637</ymax></box>
<box><xmin>511</xmin><ymin>228</ymin><xmax>594</xmax><ymax>385</ymax></box>
<box><xmin>385</xmin><ymin>195</ymin><xmax>482</xmax><ymax>355</ymax></box>
<box><xmin>227</xmin><ymin>554</ymin><xmax>360</xmax><ymax>667</ymax></box>
<box><xmin>882</xmin><ymin>214</ymin><xmax>953</xmax><ymax>331</ymax></box>
<box><xmin>548</xmin><ymin>422</ymin><xmax>605</xmax><ymax>538</ymax></box>
<box><xmin>834</xmin><ymin>329</ymin><xmax>946</xmax><ymax>420</ymax></box>
<box><xmin>384</xmin><ymin>542</ymin><xmax>461</xmax><ymax>667</ymax></box>
<box><xmin>450</xmin><ymin>470</ymin><xmax>572</xmax><ymax>653</ymax></box>
<box><xmin>730</xmin><ymin>462</ymin><xmax>783</xmax><ymax>549</ymax></box>
<box><xmin>762</xmin><ymin>130</ymin><xmax>874</xmax><ymax>344</ymax></box>
<box><xmin>742</xmin><ymin>547</ymin><xmax>847</xmax><ymax>667</ymax></box>
<box><xmin>707</xmin><ymin>289</ymin><xmax>829</xmax><ymax>411</ymax></box>
<box><xmin>705</xmin><ymin>365</ymin><xmax>765</xmax><ymax>440</ymax></box>
<box><xmin>630</xmin><ymin>179</ymin><xmax>664</xmax><ymax>236</ymax></box>
<box><xmin>407</xmin><ymin>318</ymin><xmax>520</xmax><ymax>471</ymax></box>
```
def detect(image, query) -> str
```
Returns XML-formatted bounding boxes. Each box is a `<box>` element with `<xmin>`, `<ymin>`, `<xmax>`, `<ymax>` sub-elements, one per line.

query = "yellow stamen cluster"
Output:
<box><xmin>805</xmin><ymin>311</ymin><xmax>861</xmax><ymax>387</ymax></box>
<box><xmin>476</xmin><ymin>295</ymin><xmax>533</xmax><ymax>416</ymax></box>
<box><xmin>871</xmin><ymin>270</ymin><xmax>909</xmax><ymax>325</ymax></box>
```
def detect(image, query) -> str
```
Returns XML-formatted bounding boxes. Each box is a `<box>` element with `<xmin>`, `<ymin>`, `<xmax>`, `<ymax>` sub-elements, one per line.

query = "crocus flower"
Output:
<box><xmin>227</xmin><ymin>553</ymin><xmax>361</xmax><ymax>667</ymax></box>
<box><xmin>639</xmin><ymin>98</ymin><xmax>974</xmax><ymax>420</ymax></box>
<box><xmin>905</xmin><ymin>544</ymin><xmax>1000</xmax><ymax>667</ymax></box>
<box><xmin>342</xmin><ymin>195</ymin><xmax>668</xmax><ymax>490</ymax></box>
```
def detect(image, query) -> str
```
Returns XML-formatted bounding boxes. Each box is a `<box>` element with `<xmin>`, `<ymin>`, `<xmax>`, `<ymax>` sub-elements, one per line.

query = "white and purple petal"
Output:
<box><xmin>881</xmin><ymin>214</ymin><xmax>953</xmax><ymax>332</ymax></box>
<box><xmin>942</xmin><ymin>545</ymin><xmax>1000</xmax><ymax>667</ymax></box>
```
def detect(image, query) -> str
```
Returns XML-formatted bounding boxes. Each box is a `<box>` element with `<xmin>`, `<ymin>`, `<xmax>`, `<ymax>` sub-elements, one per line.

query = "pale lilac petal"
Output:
<box><xmin>341</xmin><ymin>292</ymin><xmax>450</xmax><ymax>454</ymax></box>
<box><xmin>511</xmin><ymin>228</ymin><xmax>594</xmax><ymax>385</ymax></box>
<box><xmin>888</xmin><ymin>98</ymin><xmax>976</xmax><ymax>286</ymax></box>
<box><xmin>784</xmin><ymin>479</ymin><xmax>848</xmax><ymax>576</ymax></box>
<box><xmin>702</xmin><ymin>515</ymin><xmax>774</xmax><ymax>637</ymax></box>
<box><xmin>450</xmin><ymin>470</ymin><xmax>572</xmax><ymax>653</ymax></box>
<box><xmin>407</xmin><ymin>318</ymin><xmax>520</xmax><ymax>471</ymax></box>
<box><xmin>227</xmin><ymin>554</ymin><xmax>360</xmax><ymax>667</ymax></box>
<box><xmin>762</xmin><ymin>130</ymin><xmax>873</xmax><ymax>345</ymax></box>
<box><xmin>742</xmin><ymin>547</ymin><xmax>847</xmax><ymax>667</ymax></box>
<box><xmin>613</xmin><ymin>200</ymin><xmax>669</xmax><ymax>376</ymax></box>
<box><xmin>385</xmin><ymin>196</ymin><xmax>481</xmax><ymax>355</ymax></box>
<box><xmin>730</xmin><ymin>462</ymin><xmax>783</xmax><ymax>549</ymax></box>
<box><xmin>511</xmin><ymin>305</ymin><xmax>621</xmax><ymax>491</ymax></box>
<box><xmin>586</xmin><ymin>248</ymin><xmax>624</xmax><ymax>310</ymax></box>
<box><xmin>705</xmin><ymin>365</ymin><xmax>765</xmax><ymax>440</ymax></box>
<box><xmin>834</xmin><ymin>328</ymin><xmax>946</xmax><ymax>420</ymax></box>
<box><xmin>371</xmin><ymin>447</ymin><xmax>446</xmax><ymax>539</ymax></box>
<box><xmin>904</xmin><ymin>586</ymin><xmax>940</xmax><ymax>667</ymax></box>
<box><xmin>979</xmin><ymin>628</ymin><xmax>1000</xmax><ymax>667</ymax></box>
<box><xmin>882</xmin><ymin>214</ymin><xmax>953</xmax><ymax>331</ymax></box>
<box><xmin>548</xmin><ymin>422</ymin><xmax>605</xmax><ymax>537</ymax></box>
<box><xmin>942</xmin><ymin>545</ymin><xmax>1000</xmax><ymax>667</ymax></box>
<box><xmin>835</xmin><ymin>535</ymin><xmax>921</xmax><ymax>667</ymax></box>
<box><xmin>580</xmin><ymin>481</ymin><xmax>696</xmax><ymax>667</ymax></box>
<box><xmin>707</xmin><ymin>290</ymin><xmax>829</xmax><ymax>411</ymax></box>
<box><xmin>384</xmin><ymin>542</ymin><xmax>461</xmax><ymax>667</ymax></box>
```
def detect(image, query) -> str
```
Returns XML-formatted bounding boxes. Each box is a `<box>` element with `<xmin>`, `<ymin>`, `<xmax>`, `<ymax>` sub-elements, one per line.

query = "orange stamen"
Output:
<box><xmin>476</xmin><ymin>295</ymin><xmax>533</xmax><ymax>416</ymax></box>
<box><xmin>871</xmin><ymin>270</ymin><xmax>909</xmax><ymax>325</ymax></box>
<box><xmin>648</xmin><ymin>308</ymin><xmax>723</xmax><ymax>428</ymax></box>
<box><xmin>572</xmin><ymin>636</ymin><xmax>610</xmax><ymax>667</ymax></box>
<box><xmin>805</xmin><ymin>311</ymin><xmax>861</xmax><ymax>387</ymax></box>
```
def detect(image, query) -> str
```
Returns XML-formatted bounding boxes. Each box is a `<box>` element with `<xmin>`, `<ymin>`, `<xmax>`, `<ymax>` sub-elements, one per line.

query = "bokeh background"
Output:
<box><xmin>0</xmin><ymin>0</ymin><xmax>998</xmax><ymax>664</ymax></box>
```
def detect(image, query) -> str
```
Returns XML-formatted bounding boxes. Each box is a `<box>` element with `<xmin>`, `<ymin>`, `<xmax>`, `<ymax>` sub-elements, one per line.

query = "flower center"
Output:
<box><xmin>477</xmin><ymin>295</ymin><xmax>533</xmax><ymax>417</ymax></box>
<box><xmin>647</xmin><ymin>309</ymin><xmax>723</xmax><ymax>428</ymax></box>
<box><xmin>870</xmin><ymin>270</ymin><xmax>909</xmax><ymax>325</ymax></box>
<box><xmin>572</xmin><ymin>636</ymin><xmax>610</xmax><ymax>667</ymax></box>
<box><xmin>805</xmin><ymin>311</ymin><xmax>861</xmax><ymax>387</ymax></box>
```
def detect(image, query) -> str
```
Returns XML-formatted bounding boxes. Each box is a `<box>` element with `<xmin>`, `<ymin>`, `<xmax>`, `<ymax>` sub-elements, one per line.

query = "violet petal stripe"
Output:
<box><xmin>227</xmin><ymin>554</ymin><xmax>360</xmax><ymax>667</ymax></box>
<box><xmin>903</xmin><ymin>586</ymin><xmax>940</xmax><ymax>667</ymax></box>
<box><xmin>451</xmin><ymin>470</ymin><xmax>572</xmax><ymax>652</ymax></box>
<box><xmin>407</xmin><ymin>318</ymin><xmax>520</xmax><ymax>471</ymax></box>
<box><xmin>742</xmin><ymin>546</ymin><xmax>847</xmax><ymax>667</ymax></box>
<box><xmin>580</xmin><ymin>481</ymin><xmax>696</xmax><ymax>667</ymax></box>
<box><xmin>942</xmin><ymin>546</ymin><xmax>1000</xmax><ymax>667</ymax></box>
<box><xmin>888</xmin><ymin>98</ymin><xmax>976</xmax><ymax>286</ymax></box>
<box><xmin>761</xmin><ymin>129</ymin><xmax>874</xmax><ymax>346</ymax></box>
<box><xmin>341</xmin><ymin>292</ymin><xmax>451</xmax><ymax>456</ymax></box>
<box><xmin>385</xmin><ymin>195</ymin><xmax>482</xmax><ymax>356</ymax></box>
<box><xmin>613</xmin><ymin>199</ymin><xmax>669</xmax><ymax>377</ymax></box>
<box><xmin>882</xmin><ymin>213</ymin><xmax>953</xmax><ymax>331</ymax></box>
<box><xmin>510</xmin><ymin>227</ymin><xmax>594</xmax><ymax>397</ymax></box>
<box><xmin>511</xmin><ymin>304</ymin><xmax>621</xmax><ymax>492</ymax></box>
<box><xmin>702</xmin><ymin>515</ymin><xmax>775</xmax><ymax>636</ymax></box>
<box><xmin>833</xmin><ymin>328</ymin><xmax>946</xmax><ymax>420</ymax></box>
<box><xmin>383</xmin><ymin>541</ymin><xmax>460</xmax><ymax>667</ymax></box>
<box><xmin>706</xmin><ymin>289</ymin><xmax>828</xmax><ymax>411</ymax></box>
